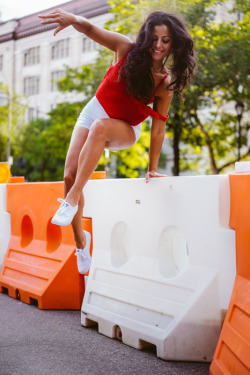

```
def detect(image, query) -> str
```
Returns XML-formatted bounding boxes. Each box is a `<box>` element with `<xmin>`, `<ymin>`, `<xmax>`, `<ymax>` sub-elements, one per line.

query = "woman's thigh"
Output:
<box><xmin>73</xmin><ymin>97</ymin><xmax>141</xmax><ymax>152</ymax></box>
<box><xmin>91</xmin><ymin>117</ymin><xmax>137</xmax><ymax>152</ymax></box>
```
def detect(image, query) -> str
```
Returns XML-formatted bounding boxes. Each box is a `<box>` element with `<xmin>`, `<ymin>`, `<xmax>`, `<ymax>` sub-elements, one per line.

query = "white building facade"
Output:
<box><xmin>0</xmin><ymin>0</ymin><xmax>110</xmax><ymax>121</ymax></box>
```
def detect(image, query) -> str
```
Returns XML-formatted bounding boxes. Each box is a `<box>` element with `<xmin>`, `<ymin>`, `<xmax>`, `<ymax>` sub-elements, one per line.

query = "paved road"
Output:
<box><xmin>0</xmin><ymin>293</ymin><xmax>210</xmax><ymax>375</ymax></box>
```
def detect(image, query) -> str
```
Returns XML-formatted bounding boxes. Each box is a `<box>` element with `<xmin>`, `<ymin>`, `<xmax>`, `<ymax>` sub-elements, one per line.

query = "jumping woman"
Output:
<box><xmin>39</xmin><ymin>9</ymin><xmax>196</xmax><ymax>274</ymax></box>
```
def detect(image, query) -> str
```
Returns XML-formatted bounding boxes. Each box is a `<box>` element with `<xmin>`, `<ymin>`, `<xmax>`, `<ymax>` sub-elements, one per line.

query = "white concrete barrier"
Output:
<box><xmin>0</xmin><ymin>184</ymin><xmax>11</xmax><ymax>266</ymax></box>
<box><xmin>81</xmin><ymin>175</ymin><xmax>236</xmax><ymax>362</ymax></box>
<box><xmin>235</xmin><ymin>161</ymin><xmax>250</xmax><ymax>173</ymax></box>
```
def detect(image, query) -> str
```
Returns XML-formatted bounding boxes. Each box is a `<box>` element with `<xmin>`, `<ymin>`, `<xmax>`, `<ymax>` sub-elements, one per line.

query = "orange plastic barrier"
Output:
<box><xmin>0</xmin><ymin>171</ymin><xmax>105</xmax><ymax>309</ymax></box>
<box><xmin>210</xmin><ymin>174</ymin><xmax>250</xmax><ymax>375</ymax></box>
<box><xmin>90</xmin><ymin>171</ymin><xmax>106</xmax><ymax>180</ymax></box>
<box><xmin>9</xmin><ymin>176</ymin><xmax>25</xmax><ymax>183</ymax></box>
<box><xmin>0</xmin><ymin>162</ymin><xmax>11</xmax><ymax>183</ymax></box>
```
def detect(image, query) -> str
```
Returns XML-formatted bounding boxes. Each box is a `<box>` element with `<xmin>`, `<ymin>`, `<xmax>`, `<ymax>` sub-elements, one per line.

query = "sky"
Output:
<box><xmin>0</xmin><ymin>0</ymin><xmax>68</xmax><ymax>21</ymax></box>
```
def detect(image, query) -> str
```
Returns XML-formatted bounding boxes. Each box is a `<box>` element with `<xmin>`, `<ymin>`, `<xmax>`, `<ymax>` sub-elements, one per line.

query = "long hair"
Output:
<box><xmin>119</xmin><ymin>11</ymin><xmax>196</xmax><ymax>102</ymax></box>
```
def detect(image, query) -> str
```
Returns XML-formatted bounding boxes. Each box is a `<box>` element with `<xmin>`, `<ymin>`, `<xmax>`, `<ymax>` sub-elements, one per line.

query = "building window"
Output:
<box><xmin>0</xmin><ymin>55</ymin><xmax>3</xmax><ymax>71</ymax></box>
<box><xmin>51</xmin><ymin>70</ymin><xmax>65</xmax><ymax>91</ymax></box>
<box><xmin>24</xmin><ymin>76</ymin><xmax>40</xmax><ymax>96</ymax></box>
<box><xmin>24</xmin><ymin>47</ymin><xmax>40</xmax><ymax>66</ymax></box>
<box><xmin>51</xmin><ymin>39</ymin><xmax>70</xmax><ymax>60</ymax></box>
<box><xmin>83</xmin><ymin>38</ymin><xmax>97</xmax><ymax>53</ymax></box>
<box><xmin>27</xmin><ymin>108</ymin><xmax>38</xmax><ymax>122</ymax></box>
<box><xmin>237</xmin><ymin>11</ymin><xmax>243</xmax><ymax>22</ymax></box>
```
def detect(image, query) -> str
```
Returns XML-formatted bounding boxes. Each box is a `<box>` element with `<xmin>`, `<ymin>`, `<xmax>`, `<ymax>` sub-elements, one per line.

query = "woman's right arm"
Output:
<box><xmin>39</xmin><ymin>9</ymin><xmax>132</xmax><ymax>55</ymax></box>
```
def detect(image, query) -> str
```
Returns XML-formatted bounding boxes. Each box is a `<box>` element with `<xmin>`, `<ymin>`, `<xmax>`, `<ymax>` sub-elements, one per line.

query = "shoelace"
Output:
<box><xmin>75</xmin><ymin>249</ymin><xmax>88</xmax><ymax>259</ymax></box>
<box><xmin>57</xmin><ymin>198</ymin><xmax>70</xmax><ymax>215</ymax></box>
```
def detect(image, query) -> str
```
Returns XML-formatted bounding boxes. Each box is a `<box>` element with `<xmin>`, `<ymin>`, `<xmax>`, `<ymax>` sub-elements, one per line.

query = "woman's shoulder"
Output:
<box><xmin>162</xmin><ymin>71</ymin><xmax>172</xmax><ymax>87</ymax></box>
<box><xmin>153</xmin><ymin>71</ymin><xmax>172</xmax><ymax>99</ymax></box>
<box><xmin>113</xmin><ymin>41</ymin><xmax>134</xmax><ymax>65</ymax></box>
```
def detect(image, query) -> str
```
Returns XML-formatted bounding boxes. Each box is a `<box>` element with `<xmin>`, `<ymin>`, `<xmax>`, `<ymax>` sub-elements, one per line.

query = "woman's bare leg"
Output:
<box><xmin>64</xmin><ymin>126</ymin><xmax>89</xmax><ymax>248</ymax></box>
<box><xmin>65</xmin><ymin>117</ymin><xmax>136</xmax><ymax>206</ymax></box>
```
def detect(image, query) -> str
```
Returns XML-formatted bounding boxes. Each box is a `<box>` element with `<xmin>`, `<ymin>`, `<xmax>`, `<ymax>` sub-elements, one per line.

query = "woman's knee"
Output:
<box><xmin>64</xmin><ymin>166</ymin><xmax>76</xmax><ymax>188</ymax></box>
<box><xmin>89</xmin><ymin>118</ymin><xmax>109</xmax><ymax>140</ymax></box>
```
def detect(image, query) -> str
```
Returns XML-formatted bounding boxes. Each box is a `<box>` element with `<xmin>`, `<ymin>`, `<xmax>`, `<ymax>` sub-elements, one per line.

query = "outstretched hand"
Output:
<box><xmin>145</xmin><ymin>170</ymin><xmax>167</xmax><ymax>183</ymax></box>
<box><xmin>39</xmin><ymin>9</ymin><xmax>76</xmax><ymax>36</ymax></box>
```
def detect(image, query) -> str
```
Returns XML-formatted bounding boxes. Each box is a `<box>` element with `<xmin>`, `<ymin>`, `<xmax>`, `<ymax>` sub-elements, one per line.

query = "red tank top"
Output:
<box><xmin>96</xmin><ymin>53</ymin><xmax>169</xmax><ymax>126</ymax></box>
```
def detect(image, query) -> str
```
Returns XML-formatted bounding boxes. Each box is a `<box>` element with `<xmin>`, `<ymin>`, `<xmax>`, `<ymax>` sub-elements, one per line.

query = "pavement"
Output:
<box><xmin>0</xmin><ymin>293</ymin><xmax>210</xmax><ymax>375</ymax></box>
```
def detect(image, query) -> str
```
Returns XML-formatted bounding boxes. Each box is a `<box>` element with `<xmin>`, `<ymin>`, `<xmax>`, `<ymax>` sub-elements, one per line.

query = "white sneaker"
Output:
<box><xmin>51</xmin><ymin>198</ymin><xmax>78</xmax><ymax>226</ymax></box>
<box><xmin>75</xmin><ymin>231</ymin><xmax>92</xmax><ymax>274</ymax></box>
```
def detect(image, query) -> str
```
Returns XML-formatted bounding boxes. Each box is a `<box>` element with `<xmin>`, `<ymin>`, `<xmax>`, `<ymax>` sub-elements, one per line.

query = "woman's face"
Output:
<box><xmin>150</xmin><ymin>24</ymin><xmax>172</xmax><ymax>62</ymax></box>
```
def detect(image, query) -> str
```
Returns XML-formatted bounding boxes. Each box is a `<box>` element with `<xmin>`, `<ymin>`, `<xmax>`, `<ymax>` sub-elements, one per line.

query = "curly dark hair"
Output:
<box><xmin>119</xmin><ymin>11</ymin><xmax>196</xmax><ymax>102</ymax></box>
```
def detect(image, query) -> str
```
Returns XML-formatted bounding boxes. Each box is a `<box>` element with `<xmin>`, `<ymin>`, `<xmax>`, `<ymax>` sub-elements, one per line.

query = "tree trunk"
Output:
<box><xmin>206</xmin><ymin>139</ymin><xmax>219</xmax><ymax>174</ymax></box>
<box><xmin>196</xmin><ymin>117</ymin><xmax>219</xmax><ymax>174</ymax></box>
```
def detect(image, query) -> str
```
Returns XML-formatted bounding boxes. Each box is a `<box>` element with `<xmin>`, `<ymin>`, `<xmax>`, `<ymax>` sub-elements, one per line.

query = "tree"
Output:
<box><xmin>12</xmin><ymin>103</ymin><xmax>81</xmax><ymax>181</ymax></box>
<box><xmin>179</xmin><ymin>9</ymin><xmax>250</xmax><ymax>174</ymax></box>
<box><xmin>0</xmin><ymin>84</ymin><xmax>25</xmax><ymax>162</ymax></box>
<box><xmin>107</xmin><ymin>0</ymin><xmax>250</xmax><ymax>175</ymax></box>
<box><xmin>13</xmin><ymin>0</ymin><xmax>250</xmax><ymax>179</ymax></box>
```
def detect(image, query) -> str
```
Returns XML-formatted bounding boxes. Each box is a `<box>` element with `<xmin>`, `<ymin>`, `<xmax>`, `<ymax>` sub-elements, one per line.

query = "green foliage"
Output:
<box><xmin>108</xmin><ymin>0</ymin><xmax>250</xmax><ymax>175</ymax></box>
<box><xmin>180</xmin><ymin>9</ymin><xmax>250</xmax><ymax>174</ymax></box>
<box><xmin>12</xmin><ymin>102</ymin><xmax>82</xmax><ymax>181</ymax></box>
<box><xmin>12</xmin><ymin>0</ymin><xmax>250</xmax><ymax>179</ymax></box>
<box><xmin>12</xmin><ymin>118</ymin><xmax>62</xmax><ymax>181</ymax></box>
<box><xmin>0</xmin><ymin>84</ymin><xmax>25</xmax><ymax>162</ymax></box>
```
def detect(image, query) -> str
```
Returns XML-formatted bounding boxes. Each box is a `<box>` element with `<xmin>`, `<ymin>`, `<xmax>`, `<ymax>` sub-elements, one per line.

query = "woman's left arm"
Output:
<box><xmin>146</xmin><ymin>81</ymin><xmax>173</xmax><ymax>183</ymax></box>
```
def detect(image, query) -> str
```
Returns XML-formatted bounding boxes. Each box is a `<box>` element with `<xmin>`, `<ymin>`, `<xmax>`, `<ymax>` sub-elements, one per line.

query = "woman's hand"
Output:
<box><xmin>39</xmin><ymin>9</ymin><xmax>77</xmax><ymax>36</ymax></box>
<box><xmin>39</xmin><ymin>8</ymin><xmax>131</xmax><ymax>54</ymax></box>
<box><xmin>145</xmin><ymin>170</ymin><xmax>167</xmax><ymax>183</ymax></box>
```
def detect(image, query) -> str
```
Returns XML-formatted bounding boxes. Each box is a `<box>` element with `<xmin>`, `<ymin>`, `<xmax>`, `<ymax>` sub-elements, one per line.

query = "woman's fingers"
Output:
<box><xmin>145</xmin><ymin>171</ymin><xmax>167</xmax><ymax>183</ymax></box>
<box><xmin>145</xmin><ymin>172</ymin><xmax>150</xmax><ymax>183</ymax></box>
<box><xmin>38</xmin><ymin>11</ymin><xmax>59</xmax><ymax>20</ymax></box>
<box><xmin>38</xmin><ymin>14</ymin><xmax>57</xmax><ymax>19</ymax></box>
<box><xmin>39</xmin><ymin>14</ymin><xmax>60</xmax><ymax>27</ymax></box>
<box><xmin>40</xmin><ymin>19</ymin><xmax>57</xmax><ymax>25</ymax></box>
<box><xmin>38</xmin><ymin>9</ymin><xmax>73</xmax><ymax>34</ymax></box>
<box><xmin>54</xmin><ymin>25</ymin><xmax>66</xmax><ymax>36</ymax></box>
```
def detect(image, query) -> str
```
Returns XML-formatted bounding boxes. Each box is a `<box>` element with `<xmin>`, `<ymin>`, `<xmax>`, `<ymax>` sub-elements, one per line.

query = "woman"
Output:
<box><xmin>39</xmin><ymin>9</ymin><xmax>195</xmax><ymax>274</ymax></box>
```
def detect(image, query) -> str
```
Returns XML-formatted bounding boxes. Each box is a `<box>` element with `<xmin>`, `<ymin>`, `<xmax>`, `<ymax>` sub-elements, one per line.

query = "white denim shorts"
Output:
<box><xmin>75</xmin><ymin>96</ymin><xmax>142</xmax><ymax>144</ymax></box>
